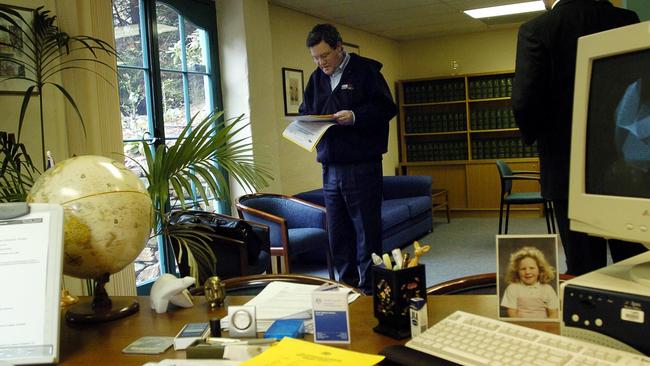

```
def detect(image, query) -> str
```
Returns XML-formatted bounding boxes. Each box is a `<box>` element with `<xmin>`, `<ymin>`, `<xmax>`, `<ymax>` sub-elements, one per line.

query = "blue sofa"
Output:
<box><xmin>294</xmin><ymin>175</ymin><xmax>433</xmax><ymax>253</ymax></box>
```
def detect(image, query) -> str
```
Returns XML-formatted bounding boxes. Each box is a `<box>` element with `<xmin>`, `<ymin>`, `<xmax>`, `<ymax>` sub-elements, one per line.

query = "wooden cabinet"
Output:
<box><xmin>397</xmin><ymin>72</ymin><xmax>541</xmax><ymax>216</ymax></box>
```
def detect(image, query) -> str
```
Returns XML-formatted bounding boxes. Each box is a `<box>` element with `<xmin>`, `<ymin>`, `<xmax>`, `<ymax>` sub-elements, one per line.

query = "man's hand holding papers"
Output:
<box><xmin>282</xmin><ymin>115</ymin><xmax>336</xmax><ymax>152</ymax></box>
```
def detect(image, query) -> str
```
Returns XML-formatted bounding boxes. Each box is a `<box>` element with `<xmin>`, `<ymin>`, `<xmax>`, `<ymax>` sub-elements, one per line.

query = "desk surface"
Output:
<box><xmin>58</xmin><ymin>295</ymin><xmax>559</xmax><ymax>365</ymax></box>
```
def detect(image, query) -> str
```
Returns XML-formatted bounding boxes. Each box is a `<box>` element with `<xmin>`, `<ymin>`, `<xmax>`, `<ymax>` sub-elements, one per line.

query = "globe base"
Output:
<box><xmin>65</xmin><ymin>298</ymin><xmax>139</xmax><ymax>323</ymax></box>
<box><xmin>65</xmin><ymin>273</ymin><xmax>140</xmax><ymax>324</ymax></box>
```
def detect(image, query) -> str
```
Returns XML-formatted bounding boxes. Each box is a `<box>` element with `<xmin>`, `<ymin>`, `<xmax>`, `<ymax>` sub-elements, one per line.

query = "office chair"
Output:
<box><xmin>168</xmin><ymin>211</ymin><xmax>271</xmax><ymax>284</ymax></box>
<box><xmin>236</xmin><ymin>193</ymin><xmax>335</xmax><ymax>280</ymax></box>
<box><xmin>496</xmin><ymin>159</ymin><xmax>556</xmax><ymax>234</ymax></box>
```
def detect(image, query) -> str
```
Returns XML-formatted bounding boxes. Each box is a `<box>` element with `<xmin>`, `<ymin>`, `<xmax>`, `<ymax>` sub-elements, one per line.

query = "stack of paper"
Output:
<box><xmin>220</xmin><ymin>281</ymin><xmax>359</xmax><ymax>333</ymax></box>
<box><xmin>282</xmin><ymin>115</ymin><xmax>336</xmax><ymax>152</ymax></box>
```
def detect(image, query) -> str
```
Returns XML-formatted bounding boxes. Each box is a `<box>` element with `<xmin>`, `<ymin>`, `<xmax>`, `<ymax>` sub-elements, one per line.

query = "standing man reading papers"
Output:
<box><xmin>299</xmin><ymin>24</ymin><xmax>396</xmax><ymax>294</ymax></box>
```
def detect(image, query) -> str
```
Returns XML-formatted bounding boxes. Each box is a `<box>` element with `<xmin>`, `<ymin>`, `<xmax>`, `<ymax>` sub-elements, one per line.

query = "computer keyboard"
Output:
<box><xmin>405</xmin><ymin>311</ymin><xmax>650</xmax><ymax>366</ymax></box>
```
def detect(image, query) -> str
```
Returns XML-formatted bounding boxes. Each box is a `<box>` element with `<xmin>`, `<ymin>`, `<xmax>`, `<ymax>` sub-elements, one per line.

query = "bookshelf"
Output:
<box><xmin>397</xmin><ymin>71</ymin><xmax>541</xmax><ymax>216</ymax></box>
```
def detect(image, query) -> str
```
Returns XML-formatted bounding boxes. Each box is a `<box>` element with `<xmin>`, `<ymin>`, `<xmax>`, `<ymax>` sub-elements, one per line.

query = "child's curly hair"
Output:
<box><xmin>505</xmin><ymin>246</ymin><xmax>556</xmax><ymax>284</ymax></box>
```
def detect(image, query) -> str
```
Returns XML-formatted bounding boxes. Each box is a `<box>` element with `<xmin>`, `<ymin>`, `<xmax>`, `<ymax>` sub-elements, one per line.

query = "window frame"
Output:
<box><xmin>114</xmin><ymin>0</ymin><xmax>225</xmax><ymax>292</ymax></box>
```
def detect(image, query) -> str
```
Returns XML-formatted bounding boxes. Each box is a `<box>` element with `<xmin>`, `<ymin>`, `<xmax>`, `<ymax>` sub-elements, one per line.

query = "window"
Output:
<box><xmin>112</xmin><ymin>0</ymin><xmax>222</xmax><ymax>291</ymax></box>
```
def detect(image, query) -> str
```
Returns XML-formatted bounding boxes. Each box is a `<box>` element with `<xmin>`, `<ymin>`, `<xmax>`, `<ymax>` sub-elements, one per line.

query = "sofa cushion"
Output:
<box><xmin>381</xmin><ymin>200</ymin><xmax>410</xmax><ymax>230</ymax></box>
<box><xmin>387</xmin><ymin>196</ymin><xmax>431</xmax><ymax>218</ymax></box>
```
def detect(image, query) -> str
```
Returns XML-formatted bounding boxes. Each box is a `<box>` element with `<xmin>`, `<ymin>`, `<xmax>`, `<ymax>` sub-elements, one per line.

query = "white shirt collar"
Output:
<box><xmin>551</xmin><ymin>0</ymin><xmax>560</xmax><ymax>9</ymax></box>
<box><xmin>334</xmin><ymin>51</ymin><xmax>350</xmax><ymax>75</ymax></box>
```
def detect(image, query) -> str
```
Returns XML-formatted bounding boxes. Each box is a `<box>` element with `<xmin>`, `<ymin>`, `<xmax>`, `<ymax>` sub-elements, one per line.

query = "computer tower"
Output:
<box><xmin>561</xmin><ymin>252</ymin><xmax>650</xmax><ymax>355</ymax></box>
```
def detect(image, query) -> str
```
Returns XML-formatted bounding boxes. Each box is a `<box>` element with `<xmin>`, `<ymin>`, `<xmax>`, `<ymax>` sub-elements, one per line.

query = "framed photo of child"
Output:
<box><xmin>496</xmin><ymin>234</ymin><xmax>560</xmax><ymax>322</ymax></box>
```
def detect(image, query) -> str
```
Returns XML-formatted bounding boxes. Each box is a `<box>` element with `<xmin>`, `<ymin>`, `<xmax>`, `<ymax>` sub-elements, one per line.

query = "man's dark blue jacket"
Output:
<box><xmin>299</xmin><ymin>53</ymin><xmax>397</xmax><ymax>164</ymax></box>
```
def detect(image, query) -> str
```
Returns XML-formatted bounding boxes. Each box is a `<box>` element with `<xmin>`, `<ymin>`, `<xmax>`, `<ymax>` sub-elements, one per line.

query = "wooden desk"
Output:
<box><xmin>58</xmin><ymin>295</ymin><xmax>559</xmax><ymax>365</ymax></box>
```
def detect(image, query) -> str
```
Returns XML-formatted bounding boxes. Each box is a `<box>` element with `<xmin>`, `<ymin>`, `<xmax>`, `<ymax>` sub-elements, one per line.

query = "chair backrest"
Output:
<box><xmin>427</xmin><ymin>272</ymin><xmax>575</xmax><ymax>295</ymax></box>
<box><xmin>237</xmin><ymin>193</ymin><xmax>326</xmax><ymax>230</ymax></box>
<box><xmin>222</xmin><ymin>274</ymin><xmax>361</xmax><ymax>296</ymax></box>
<box><xmin>495</xmin><ymin>159</ymin><xmax>513</xmax><ymax>195</ymax></box>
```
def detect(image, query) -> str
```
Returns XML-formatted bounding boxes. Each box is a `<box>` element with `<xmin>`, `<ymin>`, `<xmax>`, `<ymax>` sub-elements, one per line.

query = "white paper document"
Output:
<box><xmin>282</xmin><ymin>117</ymin><xmax>336</xmax><ymax>152</ymax></box>
<box><xmin>0</xmin><ymin>213</ymin><xmax>50</xmax><ymax>347</ymax></box>
<box><xmin>220</xmin><ymin>281</ymin><xmax>359</xmax><ymax>333</ymax></box>
<box><xmin>0</xmin><ymin>203</ymin><xmax>63</xmax><ymax>365</ymax></box>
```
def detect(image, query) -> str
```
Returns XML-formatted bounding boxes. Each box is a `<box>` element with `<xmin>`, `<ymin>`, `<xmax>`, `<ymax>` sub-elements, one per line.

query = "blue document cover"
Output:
<box><xmin>312</xmin><ymin>290</ymin><xmax>350</xmax><ymax>344</ymax></box>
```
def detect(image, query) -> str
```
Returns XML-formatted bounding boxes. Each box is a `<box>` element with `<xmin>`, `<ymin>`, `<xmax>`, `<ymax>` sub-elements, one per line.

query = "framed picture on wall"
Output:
<box><xmin>496</xmin><ymin>234</ymin><xmax>560</xmax><ymax>322</ymax></box>
<box><xmin>0</xmin><ymin>4</ymin><xmax>34</xmax><ymax>94</ymax></box>
<box><xmin>282</xmin><ymin>67</ymin><xmax>303</xmax><ymax>116</ymax></box>
<box><xmin>343</xmin><ymin>42</ymin><xmax>359</xmax><ymax>56</ymax></box>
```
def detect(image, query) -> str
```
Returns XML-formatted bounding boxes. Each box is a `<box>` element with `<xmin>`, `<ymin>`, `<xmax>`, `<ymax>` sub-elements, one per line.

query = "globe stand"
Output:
<box><xmin>65</xmin><ymin>273</ymin><xmax>139</xmax><ymax>323</ymax></box>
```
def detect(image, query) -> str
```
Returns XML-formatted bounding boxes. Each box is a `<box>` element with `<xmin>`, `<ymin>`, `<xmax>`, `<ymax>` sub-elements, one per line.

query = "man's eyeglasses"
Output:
<box><xmin>312</xmin><ymin>47</ymin><xmax>339</xmax><ymax>63</ymax></box>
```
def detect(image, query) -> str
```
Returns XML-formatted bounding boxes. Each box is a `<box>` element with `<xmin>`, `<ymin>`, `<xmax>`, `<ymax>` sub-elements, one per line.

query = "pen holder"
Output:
<box><xmin>372</xmin><ymin>264</ymin><xmax>426</xmax><ymax>339</ymax></box>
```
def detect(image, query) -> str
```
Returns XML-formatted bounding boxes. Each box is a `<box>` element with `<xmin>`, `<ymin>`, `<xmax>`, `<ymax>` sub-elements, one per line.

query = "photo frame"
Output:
<box><xmin>496</xmin><ymin>234</ymin><xmax>560</xmax><ymax>322</ymax></box>
<box><xmin>343</xmin><ymin>42</ymin><xmax>360</xmax><ymax>56</ymax></box>
<box><xmin>0</xmin><ymin>4</ymin><xmax>34</xmax><ymax>94</ymax></box>
<box><xmin>282</xmin><ymin>67</ymin><xmax>303</xmax><ymax>116</ymax></box>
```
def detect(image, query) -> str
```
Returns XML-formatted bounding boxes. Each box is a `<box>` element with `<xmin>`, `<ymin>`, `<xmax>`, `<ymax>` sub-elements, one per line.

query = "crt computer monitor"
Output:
<box><xmin>569</xmin><ymin>21</ymin><xmax>650</xmax><ymax>285</ymax></box>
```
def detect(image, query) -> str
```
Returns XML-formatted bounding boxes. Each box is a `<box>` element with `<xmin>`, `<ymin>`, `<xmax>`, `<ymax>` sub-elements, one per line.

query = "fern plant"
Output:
<box><xmin>134</xmin><ymin>111</ymin><xmax>272</xmax><ymax>280</ymax></box>
<box><xmin>0</xmin><ymin>5</ymin><xmax>116</xmax><ymax>171</ymax></box>
<box><xmin>0</xmin><ymin>132</ymin><xmax>38</xmax><ymax>202</ymax></box>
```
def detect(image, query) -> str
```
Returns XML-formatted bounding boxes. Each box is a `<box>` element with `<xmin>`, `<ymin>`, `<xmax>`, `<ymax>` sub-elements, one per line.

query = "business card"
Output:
<box><xmin>311</xmin><ymin>290</ymin><xmax>350</xmax><ymax>344</ymax></box>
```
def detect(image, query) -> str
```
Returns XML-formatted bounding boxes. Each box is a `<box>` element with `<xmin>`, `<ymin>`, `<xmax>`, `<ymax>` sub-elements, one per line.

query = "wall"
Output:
<box><xmin>398</xmin><ymin>27</ymin><xmax>519</xmax><ymax>80</ymax></box>
<box><xmin>625</xmin><ymin>0</ymin><xmax>650</xmax><ymax>21</ymax></box>
<box><xmin>268</xmin><ymin>5</ymin><xmax>401</xmax><ymax>195</ymax></box>
<box><xmin>217</xmin><ymin>0</ymin><xmax>283</xmax><ymax>213</ymax></box>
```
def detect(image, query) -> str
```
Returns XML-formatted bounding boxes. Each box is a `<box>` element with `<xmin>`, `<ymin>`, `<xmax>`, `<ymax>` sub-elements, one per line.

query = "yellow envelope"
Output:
<box><xmin>240</xmin><ymin>337</ymin><xmax>384</xmax><ymax>366</ymax></box>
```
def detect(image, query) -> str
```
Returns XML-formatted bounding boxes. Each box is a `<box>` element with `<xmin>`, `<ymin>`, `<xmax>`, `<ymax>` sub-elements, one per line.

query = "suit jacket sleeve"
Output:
<box><xmin>512</xmin><ymin>22</ymin><xmax>550</xmax><ymax>146</ymax></box>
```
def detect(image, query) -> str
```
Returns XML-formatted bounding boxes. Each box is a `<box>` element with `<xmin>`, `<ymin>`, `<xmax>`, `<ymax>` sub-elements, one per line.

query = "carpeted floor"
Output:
<box><xmin>292</xmin><ymin>216</ymin><xmax>567</xmax><ymax>288</ymax></box>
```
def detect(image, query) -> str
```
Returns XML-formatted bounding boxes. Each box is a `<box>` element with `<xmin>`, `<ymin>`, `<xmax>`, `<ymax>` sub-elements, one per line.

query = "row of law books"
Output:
<box><xmin>404</xmin><ymin>110</ymin><xmax>466</xmax><ymax>133</ymax></box>
<box><xmin>403</xmin><ymin>80</ymin><xmax>465</xmax><ymax>104</ymax></box>
<box><xmin>469</xmin><ymin>107</ymin><xmax>517</xmax><ymax>130</ymax></box>
<box><xmin>468</xmin><ymin>76</ymin><xmax>513</xmax><ymax>100</ymax></box>
<box><xmin>406</xmin><ymin>141</ymin><xmax>468</xmax><ymax>162</ymax></box>
<box><xmin>471</xmin><ymin>139</ymin><xmax>538</xmax><ymax>160</ymax></box>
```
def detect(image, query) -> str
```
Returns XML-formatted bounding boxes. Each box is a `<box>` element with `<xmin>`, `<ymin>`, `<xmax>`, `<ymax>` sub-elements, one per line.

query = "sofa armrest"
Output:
<box><xmin>383</xmin><ymin>176</ymin><xmax>432</xmax><ymax>199</ymax></box>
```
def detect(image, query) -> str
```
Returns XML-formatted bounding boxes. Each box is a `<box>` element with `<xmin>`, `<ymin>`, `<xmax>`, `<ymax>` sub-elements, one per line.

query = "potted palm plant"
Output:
<box><xmin>0</xmin><ymin>5</ymin><xmax>116</xmax><ymax>172</ymax></box>
<box><xmin>138</xmin><ymin>110</ymin><xmax>272</xmax><ymax>281</ymax></box>
<box><xmin>0</xmin><ymin>131</ymin><xmax>38</xmax><ymax>202</ymax></box>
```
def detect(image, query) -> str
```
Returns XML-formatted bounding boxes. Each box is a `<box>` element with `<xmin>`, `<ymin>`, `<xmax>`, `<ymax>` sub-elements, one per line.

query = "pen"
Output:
<box><xmin>205</xmin><ymin>337</ymin><xmax>241</xmax><ymax>344</ymax></box>
<box><xmin>315</xmin><ymin>283</ymin><xmax>338</xmax><ymax>291</ymax></box>
<box><xmin>401</xmin><ymin>252</ymin><xmax>410</xmax><ymax>269</ymax></box>
<box><xmin>382</xmin><ymin>253</ymin><xmax>393</xmax><ymax>270</ymax></box>
<box><xmin>392</xmin><ymin>248</ymin><xmax>404</xmax><ymax>271</ymax></box>
<box><xmin>230</xmin><ymin>338</ymin><xmax>277</xmax><ymax>345</ymax></box>
<box><xmin>371</xmin><ymin>252</ymin><xmax>383</xmax><ymax>266</ymax></box>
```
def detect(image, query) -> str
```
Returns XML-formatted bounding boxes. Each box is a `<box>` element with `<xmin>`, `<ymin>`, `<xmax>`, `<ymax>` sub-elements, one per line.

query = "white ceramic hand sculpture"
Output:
<box><xmin>150</xmin><ymin>273</ymin><xmax>196</xmax><ymax>313</ymax></box>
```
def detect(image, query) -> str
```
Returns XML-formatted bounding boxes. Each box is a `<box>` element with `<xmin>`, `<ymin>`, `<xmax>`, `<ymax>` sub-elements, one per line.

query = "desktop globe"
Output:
<box><xmin>27</xmin><ymin>155</ymin><xmax>153</xmax><ymax>322</ymax></box>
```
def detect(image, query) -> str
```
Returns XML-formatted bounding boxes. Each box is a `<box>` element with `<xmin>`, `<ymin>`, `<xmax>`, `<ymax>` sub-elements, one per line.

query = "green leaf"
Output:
<box><xmin>17</xmin><ymin>86</ymin><xmax>35</xmax><ymax>141</ymax></box>
<box><xmin>46</xmin><ymin>82</ymin><xmax>87</xmax><ymax>138</ymax></box>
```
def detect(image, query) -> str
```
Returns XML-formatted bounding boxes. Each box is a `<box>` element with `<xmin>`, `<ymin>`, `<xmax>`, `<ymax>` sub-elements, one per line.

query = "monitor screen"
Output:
<box><xmin>585</xmin><ymin>48</ymin><xmax>650</xmax><ymax>199</ymax></box>
<box><xmin>569</xmin><ymin>21</ymin><xmax>650</xmax><ymax>246</ymax></box>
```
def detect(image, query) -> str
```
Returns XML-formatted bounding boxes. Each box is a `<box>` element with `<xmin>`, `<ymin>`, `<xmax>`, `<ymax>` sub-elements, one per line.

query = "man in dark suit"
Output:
<box><xmin>512</xmin><ymin>0</ymin><xmax>645</xmax><ymax>275</ymax></box>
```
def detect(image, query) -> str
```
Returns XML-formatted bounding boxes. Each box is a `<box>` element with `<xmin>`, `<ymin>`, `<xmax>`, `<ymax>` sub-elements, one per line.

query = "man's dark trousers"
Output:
<box><xmin>322</xmin><ymin>160</ymin><xmax>383</xmax><ymax>293</ymax></box>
